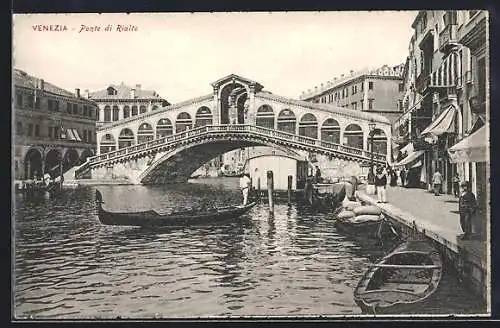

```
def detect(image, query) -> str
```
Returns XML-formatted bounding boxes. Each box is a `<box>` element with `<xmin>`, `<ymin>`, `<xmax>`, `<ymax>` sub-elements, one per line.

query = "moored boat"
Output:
<box><xmin>95</xmin><ymin>190</ymin><xmax>256</xmax><ymax>227</ymax></box>
<box><xmin>335</xmin><ymin>214</ymin><xmax>383</xmax><ymax>237</ymax></box>
<box><xmin>354</xmin><ymin>239</ymin><xmax>442</xmax><ymax>315</ymax></box>
<box><xmin>304</xmin><ymin>181</ymin><xmax>346</xmax><ymax>211</ymax></box>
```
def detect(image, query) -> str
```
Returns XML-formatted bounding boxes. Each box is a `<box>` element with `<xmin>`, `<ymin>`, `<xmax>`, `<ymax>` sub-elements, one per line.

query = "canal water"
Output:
<box><xmin>13</xmin><ymin>178</ymin><xmax>485</xmax><ymax>319</ymax></box>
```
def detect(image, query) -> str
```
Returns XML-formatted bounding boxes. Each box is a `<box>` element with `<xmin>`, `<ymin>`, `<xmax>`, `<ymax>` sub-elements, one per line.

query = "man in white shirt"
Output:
<box><xmin>432</xmin><ymin>170</ymin><xmax>443</xmax><ymax>196</ymax></box>
<box><xmin>239</xmin><ymin>173</ymin><xmax>251</xmax><ymax>205</ymax></box>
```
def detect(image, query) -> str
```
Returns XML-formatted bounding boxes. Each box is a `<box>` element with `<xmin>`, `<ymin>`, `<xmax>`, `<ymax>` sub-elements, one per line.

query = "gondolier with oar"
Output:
<box><xmin>239</xmin><ymin>173</ymin><xmax>251</xmax><ymax>205</ymax></box>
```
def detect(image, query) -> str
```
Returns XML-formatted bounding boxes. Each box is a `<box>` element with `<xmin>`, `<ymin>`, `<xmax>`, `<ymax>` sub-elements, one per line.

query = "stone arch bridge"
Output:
<box><xmin>82</xmin><ymin>74</ymin><xmax>392</xmax><ymax>184</ymax></box>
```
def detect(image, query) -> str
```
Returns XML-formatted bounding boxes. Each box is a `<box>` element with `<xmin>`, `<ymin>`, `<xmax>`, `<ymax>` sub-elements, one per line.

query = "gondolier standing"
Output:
<box><xmin>239</xmin><ymin>173</ymin><xmax>251</xmax><ymax>205</ymax></box>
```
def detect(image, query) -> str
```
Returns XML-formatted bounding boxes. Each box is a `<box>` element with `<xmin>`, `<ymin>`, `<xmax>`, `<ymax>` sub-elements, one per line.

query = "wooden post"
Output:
<box><xmin>257</xmin><ymin>177</ymin><xmax>261</xmax><ymax>203</ymax></box>
<box><xmin>267</xmin><ymin>170</ymin><xmax>274</xmax><ymax>214</ymax></box>
<box><xmin>287</xmin><ymin>175</ymin><xmax>293</xmax><ymax>206</ymax></box>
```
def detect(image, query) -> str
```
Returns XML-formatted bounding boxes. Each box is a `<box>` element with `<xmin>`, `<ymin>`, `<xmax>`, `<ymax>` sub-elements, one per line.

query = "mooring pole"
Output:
<box><xmin>267</xmin><ymin>170</ymin><xmax>274</xmax><ymax>214</ymax></box>
<box><xmin>287</xmin><ymin>175</ymin><xmax>293</xmax><ymax>206</ymax></box>
<box><xmin>257</xmin><ymin>177</ymin><xmax>261</xmax><ymax>203</ymax></box>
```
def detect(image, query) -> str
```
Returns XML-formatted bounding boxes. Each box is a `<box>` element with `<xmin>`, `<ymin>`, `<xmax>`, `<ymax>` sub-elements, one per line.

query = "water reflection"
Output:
<box><xmin>13</xmin><ymin>179</ymin><xmax>485</xmax><ymax>319</ymax></box>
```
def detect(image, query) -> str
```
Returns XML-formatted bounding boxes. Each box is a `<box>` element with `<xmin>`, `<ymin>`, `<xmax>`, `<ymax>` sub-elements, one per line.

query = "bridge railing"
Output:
<box><xmin>88</xmin><ymin>124</ymin><xmax>387</xmax><ymax>164</ymax></box>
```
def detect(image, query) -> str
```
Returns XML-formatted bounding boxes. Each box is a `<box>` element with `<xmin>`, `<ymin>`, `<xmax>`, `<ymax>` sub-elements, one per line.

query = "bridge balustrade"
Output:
<box><xmin>89</xmin><ymin>124</ymin><xmax>387</xmax><ymax>165</ymax></box>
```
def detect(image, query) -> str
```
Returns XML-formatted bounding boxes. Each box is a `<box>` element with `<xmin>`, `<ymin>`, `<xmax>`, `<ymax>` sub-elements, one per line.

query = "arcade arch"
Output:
<box><xmin>100</xmin><ymin>134</ymin><xmax>116</xmax><ymax>154</ymax></box>
<box><xmin>321</xmin><ymin>118</ymin><xmax>340</xmax><ymax>144</ymax></box>
<box><xmin>176</xmin><ymin>112</ymin><xmax>193</xmax><ymax>132</ymax></box>
<box><xmin>298</xmin><ymin>113</ymin><xmax>318</xmax><ymax>139</ymax></box>
<box><xmin>255</xmin><ymin>105</ymin><xmax>275</xmax><ymax>129</ymax></box>
<box><xmin>156</xmin><ymin>118</ymin><xmax>173</xmax><ymax>138</ymax></box>
<box><xmin>118</xmin><ymin>128</ymin><xmax>135</xmax><ymax>149</ymax></box>
<box><xmin>277</xmin><ymin>109</ymin><xmax>296</xmax><ymax>134</ymax></box>
<box><xmin>137</xmin><ymin>123</ymin><xmax>154</xmax><ymax>144</ymax></box>
<box><xmin>344</xmin><ymin>123</ymin><xmax>364</xmax><ymax>149</ymax></box>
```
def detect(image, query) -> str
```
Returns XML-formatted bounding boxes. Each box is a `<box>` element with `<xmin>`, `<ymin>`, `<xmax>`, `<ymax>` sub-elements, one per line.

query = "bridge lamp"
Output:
<box><xmin>368</xmin><ymin>119</ymin><xmax>376</xmax><ymax>184</ymax></box>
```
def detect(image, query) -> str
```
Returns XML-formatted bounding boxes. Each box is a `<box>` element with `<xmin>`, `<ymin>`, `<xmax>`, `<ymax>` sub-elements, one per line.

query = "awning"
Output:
<box><xmin>393</xmin><ymin>150</ymin><xmax>425</xmax><ymax>168</ymax></box>
<box><xmin>66</xmin><ymin>129</ymin><xmax>76</xmax><ymax>141</ymax></box>
<box><xmin>72</xmin><ymin>129</ymin><xmax>82</xmax><ymax>142</ymax></box>
<box><xmin>420</xmin><ymin>105</ymin><xmax>457</xmax><ymax>137</ymax></box>
<box><xmin>448</xmin><ymin>124</ymin><xmax>488</xmax><ymax>163</ymax></box>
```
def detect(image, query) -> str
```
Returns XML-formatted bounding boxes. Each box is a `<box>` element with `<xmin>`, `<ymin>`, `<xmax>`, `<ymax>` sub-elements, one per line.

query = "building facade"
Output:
<box><xmin>393</xmin><ymin>10</ymin><xmax>488</xmax><ymax>209</ymax></box>
<box><xmin>88</xmin><ymin>83</ymin><xmax>170</xmax><ymax>129</ymax></box>
<box><xmin>13</xmin><ymin>69</ymin><xmax>99</xmax><ymax>180</ymax></box>
<box><xmin>299</xmin><ymin>64</ymin><xmax>405</xmax><ymax>113</ymax></box>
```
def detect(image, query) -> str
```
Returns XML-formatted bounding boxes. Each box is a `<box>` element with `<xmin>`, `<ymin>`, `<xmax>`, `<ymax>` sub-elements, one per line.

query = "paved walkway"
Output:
<box><xmin>356</xmin><ymin>186</ymin><xmax>487</xmax><ymax>267</ymax></box>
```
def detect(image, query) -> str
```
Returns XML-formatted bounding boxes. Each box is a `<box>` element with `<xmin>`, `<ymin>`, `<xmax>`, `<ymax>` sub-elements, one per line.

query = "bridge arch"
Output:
<box><xmin>123</xmin><ymin>105</ymin><xmax>130</xmax><ymax>119</ymax></box>
<box><xmin>277</xmin><ymin>109</ymin><xmax>296</xmax><ymax>134</ymax></box>
<box><xmin>118</xmin><ymin>128</ymin><xmax>135</xmax><ymax>149</ymax></box>
<box><xmin>137</xmin><ymin>123</ymin><xmax>154</xmax><ymax>144</ymax></box>
<box><xmin>321</xmin><ymin>118</ymin><xmax>341</xmax><ymax>143</ymax></box>
<box><xmin>24</xmin><ymin>148</ymin><xmax>42</xmax><ymax>179</ymax></box>
<box><xmin>344</xmin><ymin>123</ymin><xmax>364</xmax><ymax>149</ymax></box>
<box><xmin>256</xmin><ymin>105</ymin><xmax>275</xmax><ymax>129</ymax></box>
<box><xmin>195</xmin><ymin>106</ymin><xmax>213</xmax><ymax>127</ymax></box>
<box><xmin>298</xmin><ymin>113</ymin><xmax>318</xmax><ymax>139</ymax></box>
<box><xmin>104</xmin><ymin>106</ymin><xmax>111</xmax><ymax>122</ymax></box>
<box><xmin>156</xmin><ymin>118</ymin><xmax>173</xmax><ymax>138</ymax></box>
<box><xmin>370</xmin><ymin>128</ymin><xmax>388</xmax><ymax>155</ymax></box>
<box><xmin>176</xmin><ymin>112</ymin><xmax>193</xmax><ymax>132</ymax></box>
<box><xmin>100</xmin><ymin>133</ymin><xmax>116</xmax><ymax>154</ymax></box>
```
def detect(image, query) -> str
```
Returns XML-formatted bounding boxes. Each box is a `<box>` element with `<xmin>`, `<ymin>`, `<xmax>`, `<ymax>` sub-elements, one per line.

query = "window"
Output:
<box><xmin>107</xmin><ymin>87</ymin><xmax>116</xmax><ymax>96</ymax></box>
<box><xmin>360</xmin><ymin>99</ymin><xmax>364</xmax><ymax>110</ymax></box>
<box><xmin>399</xmin><ymin>83</ymin><xmax>404</xmax><ymax>92</ymax></box>
<box><xmin>398</xmin><ymin>100</ymin><xmax>403</xmax><ymax>111</ymax></box>
<box><xmin>368</xmin><ymin>99</ymin><xmax>374</xmax><ymax>110</ymax></box>
<box><xmin>48</xmin><ymin>127</ymin><xmax>53</xmax><ymax>139</ymax></box>
<box><xmin>35</xmin><ymin>97</ymin><xmax>40</xmax><ymax>109</ymax></box>
<box><xmin>88</xmin><ymin>131</ymin><xmax>93</xmax><ymax>143</ymax></box>
<box><xmin>54</xmin><ymin>127</ymin><xmax>59</xmax><ymax>139</ymax></box>
<box><xmin>360</xmin><ymin>82</ymin><xmax>364</xmax><ymax>91</ymax></box>
<box><xmin>351</xmin><ymin>102</ymin><xmax>357</xmax><ymax>110</ymax></box>
<box><xmin>54</xmin><ymin>100</ymin><xmax>60</xmax><ymax>112</ymax></box>
<box><xmin>27</xmin><ymin>95</ymin><xmax>34</xmax><ymax>108</ymax></box>
<box><xmin>352</xmin><ymin>85</ymin><xmax>355</xmax><ymax>94</ymax></box>
<box><xmin>28</xmin><ymin>123</ymin><xmax>33</xmax><ymax>136</ymax></box>
<box><xmin>83</xmin><ymin>106</ymin><xmax>88</xmax><ymax>117</ymax></box>
<box><xmin>16</xmin><ymin>93</ymin><xmax>23</xmax><ymax>107</ymax></box>
<box><xmin>35</xmin><ymin>125</ymin><xmax>40</xmax><ymax>137</ymax></box>
<box><xmin>73</xmin><ymin>104</ymin><xmax>79</xmax><ymax>115</ymax></box>
<box><xmin>369</xmin><ymin>82</ymin><xmax>374</xmax><ymax>90</ymax></box>
<box><xmin>16</xmin><ymin>122</ymin><xmax>22</xmax><ymax>135</ymax></box>
<box><xmin>345</xmin><ymin>88</ymin><xmax>349</xmax><ymax>97</ymax></box>
<box><xmin>67</xmin><ymin>103</ymin><xmax>72</xmax><ymax>114</ymax></box>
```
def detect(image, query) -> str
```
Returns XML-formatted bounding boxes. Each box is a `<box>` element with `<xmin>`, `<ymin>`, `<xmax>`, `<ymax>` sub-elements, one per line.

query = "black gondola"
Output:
<box><xmin>95</xmin><ymin>190</ymin><xmax>256</xmax><ymax>227</ymax></box>
<box><xmin>304</xmin><ymin>181</ymin><xmax>346</xmax><ymax>210</ymax></box>
<box><xmin>354</xmin><ymin>239</ymin><xmax>442</xmax><ymax>315</ymax></box>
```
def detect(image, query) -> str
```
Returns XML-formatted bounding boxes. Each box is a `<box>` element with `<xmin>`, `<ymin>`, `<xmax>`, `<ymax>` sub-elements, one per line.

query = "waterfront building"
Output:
<box><xmin>13</xmin><ymin>68</ymin><xmax>99</xmax><ymax>180</ymax></box>
<box><xmin>393</xmin><ymin>10</ymin><xmax>488</xmax><ymax>205</ymax></box>
<box><xmin>88</xmin><ymin>82</ymin><xmax>170</xmax><ymax>128</ymax></box>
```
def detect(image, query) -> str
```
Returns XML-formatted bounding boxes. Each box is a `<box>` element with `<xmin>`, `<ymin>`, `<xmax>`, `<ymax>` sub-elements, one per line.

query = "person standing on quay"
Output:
<box><xmin>453</xmin><ymin>173</ymin><xmax>460</xmax><ymax>197</ymax></box>
<box><xmin>239</xmin><ymin>173</ymin><xmax>251</xmax><ymax>205</ymax></box>
<box><xmin>432</xmin><ymin>169</ymin><xmax>443</xmax><ymax>196</ymax></box>
<box><xmin>375</xmin><ymin>166</ymin><xmax>388</xmax><ymax>203</ymax></box>
<box><xmin>458</xmin><ymin>181</ymin><xmax>477</xmax><ymax>240</ymax></box>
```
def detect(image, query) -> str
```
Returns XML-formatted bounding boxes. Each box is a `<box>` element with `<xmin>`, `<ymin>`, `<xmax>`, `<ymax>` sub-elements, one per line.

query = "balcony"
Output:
<box><xmin>439</xmin><ymin>24</ymin><xmax>458</xmax><ymax>53</ymax></box>
<box><xmin>415</xmin><ymin>72</ymin><xmax>431</xmax><ymax>94</ymax></box>
<box><xmin>438</xmin><ymin>86</ymin><xmax>457</xmax><ymax>102</ymax></box>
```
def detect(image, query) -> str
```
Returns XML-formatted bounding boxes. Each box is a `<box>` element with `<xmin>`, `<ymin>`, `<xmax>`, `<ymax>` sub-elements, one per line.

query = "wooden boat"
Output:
<box><xmin>354</xmin><ymin>239</ymin><xmax>442</xmax><ymax>315</ymax></box>
<box><xmin>95</xmin><ymin>190</ymin><xmax>256</xmax><ymax>227</ymax></box>
<box><xmin>335</xmin><ymin>214</ymin><xmax>383</xmax><ymax>237</ymax></box>
<box><xmin>304</xmin><ymin>180</ymin><xmax>346</xmax><ymax>210</ymax></box>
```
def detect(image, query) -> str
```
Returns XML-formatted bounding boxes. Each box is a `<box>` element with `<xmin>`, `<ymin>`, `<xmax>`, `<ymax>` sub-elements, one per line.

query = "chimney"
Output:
<box><xmin>135</xmin><ymin>84</ymin><xmax>141</xmax><ymax>89</ymax></box>
<box><xmin>350</xmin><ymin>70</ymin><xmax>355</xmax><ymax>75</ymax></box>
<box><xmin>75</xmin><ymin>88</ymin><xmax>80</xmax><ymax>98</ymax></box>
<box><xmin>38</xmin><ymin>79</ymin><xmax>45</xmax><ymax>90</ymax></box>
<box><xmin>84</xmin><ymin>89</ymin><xmax>90</xmax><ymax>98</ymax></box>
<box><xmin>341</xmin><ymin>74</ymin><xmax>345</xmax><ymax>78</ymax></box>
<box><xmin>131</xmin><ymin>88</ymin><xmax>136</xmax><ymax>99</ymax></box>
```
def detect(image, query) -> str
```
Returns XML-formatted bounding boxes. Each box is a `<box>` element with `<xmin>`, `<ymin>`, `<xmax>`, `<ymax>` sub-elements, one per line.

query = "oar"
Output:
<box><xmin>370</xmin><ymin>264</ymin><xmax>441</xmax><ymax>269</ymax></box>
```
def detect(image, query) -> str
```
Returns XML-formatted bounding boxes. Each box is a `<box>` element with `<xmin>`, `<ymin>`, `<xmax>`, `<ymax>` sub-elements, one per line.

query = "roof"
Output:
<box><xmin>256</xmin><ymin>92</ymin><xmax>391</xmax><ymax>125</ymax></box>
<box><xmin>13</xmin><ymin>68</ymin><xmax>76</xmax><ymax>98</ymax></box>
<box><xmin>210</xmin><ymin>74</ymin><xmax>264</xmax><ymax>91</ymax></box>
<box><xmin>89</xmin><ymin>82</ymin><xmax>168</xmax><ymax>101</ymax></box>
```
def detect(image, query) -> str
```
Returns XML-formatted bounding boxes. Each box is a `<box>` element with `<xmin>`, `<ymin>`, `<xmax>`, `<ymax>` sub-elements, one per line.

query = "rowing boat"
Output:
<box><xmin>354</xmin><ymin>239</ymin><xmax>442</xmax><ymax>314</ymax></box>
<box><xmin>95</xmin><ymin>190</ymin><xmax>256</xmax><ymax>227</ymax></box>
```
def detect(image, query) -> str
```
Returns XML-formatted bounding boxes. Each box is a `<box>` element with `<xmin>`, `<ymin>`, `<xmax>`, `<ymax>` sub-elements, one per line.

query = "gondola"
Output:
<box><xmin>354</xmin><ymin>239</ymin><xmax>442</xmax><ymax>315</ymax></box>
<box><xmin>304</xmin><ymin>181</ymin><xmax>346</xmax><ymax>210</ymax></box>
<box><xmin>95</xmin><ymin>190</ymin><xmax>256</xmax><ymax>227</ymax></box>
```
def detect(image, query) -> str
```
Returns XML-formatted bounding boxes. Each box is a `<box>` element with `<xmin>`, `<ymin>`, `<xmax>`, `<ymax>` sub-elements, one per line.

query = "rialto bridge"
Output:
<box><xmin>80</xmin><ymin>74</ymin><xmax>392</xmax><ymax>184</ymax></box>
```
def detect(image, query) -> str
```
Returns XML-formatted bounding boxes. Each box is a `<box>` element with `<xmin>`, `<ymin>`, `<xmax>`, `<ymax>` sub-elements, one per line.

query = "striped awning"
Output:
<box><xmin>393</xmin><ymin>150</ymin><xmax>425</xmax><ymax>168</ymax></box>
<box><xmin>66</xmin><ymin>128</ymin><xmax>82</xmax><ymax>141</ymax></box>
<box><xmin>420</xmin><ymin>105</ymin><xmax>457</xmax><ymax>137</ymax></box>
<box><xmin>429</xmin><ymin>52</ymin><xmax>461</xmax><ymax>88</ymax></box>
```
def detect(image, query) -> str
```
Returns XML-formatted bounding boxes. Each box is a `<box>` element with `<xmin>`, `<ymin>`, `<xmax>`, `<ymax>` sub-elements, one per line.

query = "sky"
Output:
<box><xmin>13</xmin><ymin>11</ymin><xmax>416</xmax><ymax>103</ymax></box>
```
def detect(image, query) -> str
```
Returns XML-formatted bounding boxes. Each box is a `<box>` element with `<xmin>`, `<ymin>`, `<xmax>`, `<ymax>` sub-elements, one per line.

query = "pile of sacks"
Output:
<box><xmin>337</xmin><ymin>195</ymin><xmax>383</xmax><ymax>223</ymax></box>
